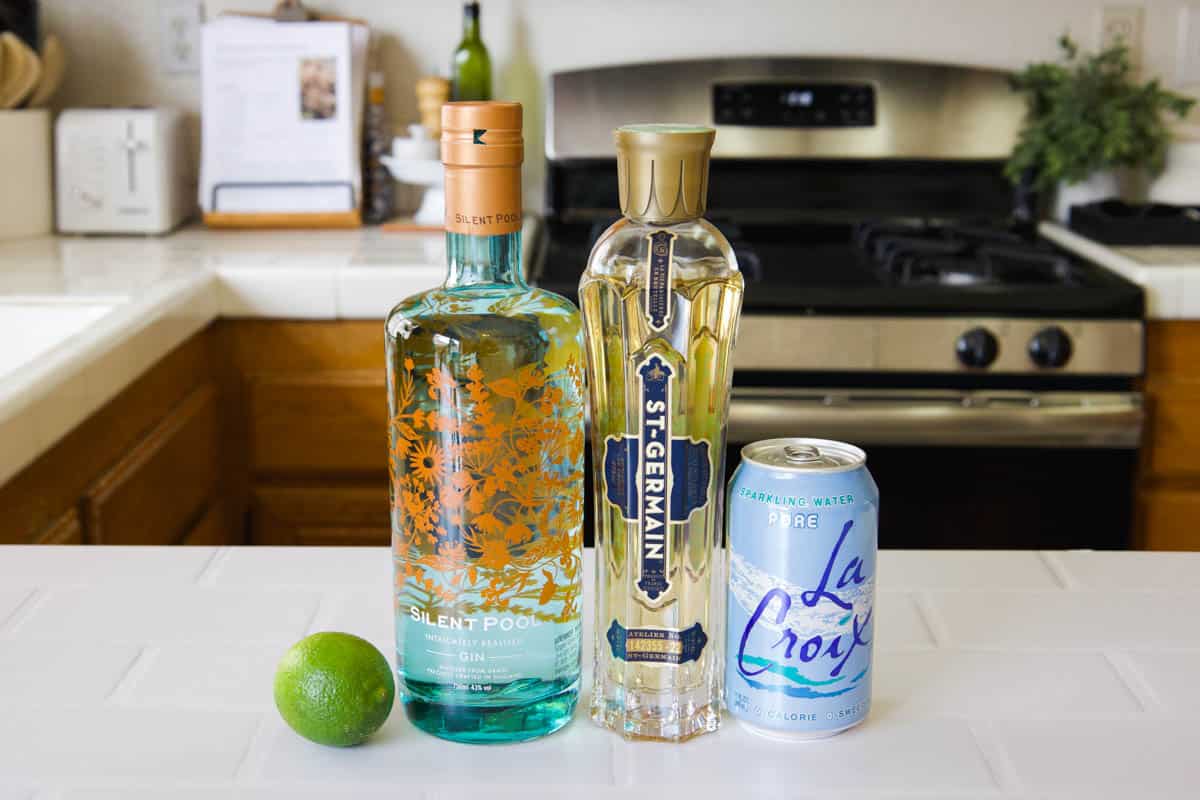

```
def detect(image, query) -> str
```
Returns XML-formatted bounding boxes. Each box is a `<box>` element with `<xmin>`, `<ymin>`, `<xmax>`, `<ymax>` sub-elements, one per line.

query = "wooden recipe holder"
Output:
<box><xmin>203</xmin><ymin>1</ymin><xmax>367</xmax><ymax>230</ymax></box>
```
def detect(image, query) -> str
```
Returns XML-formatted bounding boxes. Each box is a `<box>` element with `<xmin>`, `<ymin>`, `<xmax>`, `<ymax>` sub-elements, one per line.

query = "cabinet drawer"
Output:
<box><xmin>1138</xmin><ymin>485</ymin><xmax>1200</xmax><ymax>551</ymax></box>
<box><xmin>83</xmin><ymin>385</ymin><xmax>221</xmax><ymax>545</ymax></box>
<box><xmin>251</xmin><ymin>484</ymin><xmax>389</xmax><ymax>546</ymax></box>
<box><xmin>248</xmin><ymin>372</ymin><xmax>386</xmax><ymax>476</ymax></box>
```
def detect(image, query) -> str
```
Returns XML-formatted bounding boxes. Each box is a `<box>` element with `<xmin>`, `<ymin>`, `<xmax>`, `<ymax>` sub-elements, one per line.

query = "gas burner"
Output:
<box><xmin>899</xmin><ymin>256</ymin><xmax>994</xmax><ymax>287</ymax></box>
<box><xmin>857</xmin><ymin>220</ymin><xmax>1082</xmax><ymax>289</ymax></box>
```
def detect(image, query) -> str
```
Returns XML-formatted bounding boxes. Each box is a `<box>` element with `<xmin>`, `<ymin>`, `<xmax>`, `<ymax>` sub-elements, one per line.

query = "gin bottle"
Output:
<box><xmin>386</xmin><ymin>102</ymin><xmax>585</xmax><ymax>744</ymax></box>
<box><xmin>580</xmin><ymin>125</ymin><xmax>744</xmax><ymax>740</ymax></box>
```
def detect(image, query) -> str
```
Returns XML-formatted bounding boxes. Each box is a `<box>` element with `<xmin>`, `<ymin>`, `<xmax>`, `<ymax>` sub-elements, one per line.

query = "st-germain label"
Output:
<box><xmin>607</xmin><ymin>621</ymin><xmax>708</xmax><ymax>665</ymax></box>
<box><xmin>601</xmin><ymin>353</ymin><xmax>711</xmax><ymax>603</ymax></box>
<box><xmin>644</xmin><ymin>230</ymin><xmax>676</xmax><ymax>332</ymax></box>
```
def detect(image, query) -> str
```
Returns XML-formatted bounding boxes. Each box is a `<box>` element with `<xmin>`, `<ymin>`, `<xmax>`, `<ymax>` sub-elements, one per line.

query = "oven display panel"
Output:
<box><xmin>713</xmin><ymin>82</ymin><xmax>876</xmax><ymax>128</ymax></box>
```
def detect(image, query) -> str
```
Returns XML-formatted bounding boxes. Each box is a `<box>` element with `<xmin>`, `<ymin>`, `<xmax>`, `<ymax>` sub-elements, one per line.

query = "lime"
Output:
<box><xmin>274</xmin><ymin>632</ymin><xmax>395</xmax><ymax>747</ymax></box>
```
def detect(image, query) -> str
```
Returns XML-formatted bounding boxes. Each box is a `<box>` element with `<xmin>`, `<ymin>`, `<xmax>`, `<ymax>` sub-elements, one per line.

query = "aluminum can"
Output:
<box><xmin>725</xmin><ymin>438</ymin><xmax>878</xmax><ymax>740</ymax></box>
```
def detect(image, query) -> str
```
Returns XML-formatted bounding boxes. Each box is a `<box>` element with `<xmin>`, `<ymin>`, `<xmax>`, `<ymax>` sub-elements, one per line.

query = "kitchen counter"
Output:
<box><xmin>1</xmin><ymin>223</ymin><xmax>1198</xmax><ymax>487</ymax></box>
<box><xmin>0</xmin><ymin>546</ymin><xmax>1197</xmax><ymax>798</ymax></box>
<box><xmin>1040</xmin><ymin>222</ymin><xmax>1200</xmax><ymax>319</ymax></box>
<box><xmin>0</xmin><ymin>226</ymin><xmax>447</xmax><ymax>485</ymax></box>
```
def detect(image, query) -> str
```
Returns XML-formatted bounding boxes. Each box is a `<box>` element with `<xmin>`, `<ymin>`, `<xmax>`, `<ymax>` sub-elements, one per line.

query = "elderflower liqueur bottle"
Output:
<box><xmin>581</xmin><ymin>125</ymin><xmax>744</xmax><ymax>740</ymax></box>
<box><xmin>386</xmin><ymin>102</ymin><xmax>585</xmax><ymax>744</ymax></box>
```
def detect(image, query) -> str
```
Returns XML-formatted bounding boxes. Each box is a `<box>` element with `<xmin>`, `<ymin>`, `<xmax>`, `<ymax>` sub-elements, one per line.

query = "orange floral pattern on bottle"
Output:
<box><xmin>389</xmin><ymin>354</ymin><xmax>585</xmax><ymax>623</ymax></box>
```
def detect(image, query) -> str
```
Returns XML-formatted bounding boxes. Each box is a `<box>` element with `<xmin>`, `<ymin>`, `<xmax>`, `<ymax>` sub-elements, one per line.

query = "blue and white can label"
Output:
<box><xmin>725</xmin><ymin>438</ymin><xmax>878</xmax><ymax>740</ymax></box>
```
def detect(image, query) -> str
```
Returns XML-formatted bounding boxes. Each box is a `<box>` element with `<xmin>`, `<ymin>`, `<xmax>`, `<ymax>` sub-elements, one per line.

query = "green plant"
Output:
<box><xmin>1005</xmin><ymin>35</ymin><xmax>1195</xmax><ymax>191</ymax></box>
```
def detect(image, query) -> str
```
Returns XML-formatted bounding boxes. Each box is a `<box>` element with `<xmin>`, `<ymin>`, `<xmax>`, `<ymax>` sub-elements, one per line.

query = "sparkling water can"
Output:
<box><xmin>725</xmin><ymin>438</ymin><xmax>878</xmax><ymax>740</ymax></box>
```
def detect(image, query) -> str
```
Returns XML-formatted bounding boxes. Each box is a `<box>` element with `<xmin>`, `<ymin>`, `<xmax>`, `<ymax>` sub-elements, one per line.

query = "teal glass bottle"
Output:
<box><xmin>451</xmin><ymin>2</ymin><xmax>492</xmax><ymax>101</ymax></box>
<box><xmin>386</xmin><ymin>102</ymin><xmax>584</xmax><ymax>744</ymax></box>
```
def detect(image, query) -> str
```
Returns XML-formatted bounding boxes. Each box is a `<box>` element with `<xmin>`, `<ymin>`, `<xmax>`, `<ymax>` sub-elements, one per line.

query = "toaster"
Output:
<box><xmin>56</xmin><ymin>108</ymin><xmax>195</xmax><ymax>234</ymax></box>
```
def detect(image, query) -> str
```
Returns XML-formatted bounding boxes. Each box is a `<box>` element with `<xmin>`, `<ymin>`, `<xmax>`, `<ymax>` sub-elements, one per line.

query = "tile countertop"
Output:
<box><xmin>0</xmin><ymin>546</ymin><xmax>1198</xmax><ymax>799</ymax></box>
<box><xmin>0</xmin><ymin>222</ymin><xmax>1198</xmax><ymax>486</ymax></box>
<box><xmin>1040</xmin><ymin>222</ymin><xmax>1200</xmax><ymax>319</ymax></box>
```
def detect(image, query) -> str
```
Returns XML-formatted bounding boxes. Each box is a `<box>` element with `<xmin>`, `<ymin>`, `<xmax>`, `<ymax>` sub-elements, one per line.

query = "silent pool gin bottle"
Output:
<box><xmin>386</xmin><ymin>102</ymin><xmax>585</xmax><ymax>744</ymax></box>
<box><xmin>581</xmin><ymin>125</ymin><xmax>744</xmax><ymax>740</ymax></box>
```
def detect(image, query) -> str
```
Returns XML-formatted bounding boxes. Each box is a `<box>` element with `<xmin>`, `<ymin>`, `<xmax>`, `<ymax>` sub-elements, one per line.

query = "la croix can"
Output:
<box><xmin>725</xmin><ymin>438</ymin><xmax>878</xmax><ymax>741</ymax></box>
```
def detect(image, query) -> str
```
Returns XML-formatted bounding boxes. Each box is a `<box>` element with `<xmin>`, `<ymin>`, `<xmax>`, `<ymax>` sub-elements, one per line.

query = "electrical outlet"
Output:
<box><xmin>1180</xmin><ymin>6</ymin><xmax>1200</xmax><ymax>85</ymax></box>
<box><xmin>1098</xmin><ymin>6</ymin><xmax>1144</xmax><ymax>70</ymax></box>
<box><xmin>159</xmin><ymin>0</ymin><xmax>203</xmax><ymax>74</ymax></box>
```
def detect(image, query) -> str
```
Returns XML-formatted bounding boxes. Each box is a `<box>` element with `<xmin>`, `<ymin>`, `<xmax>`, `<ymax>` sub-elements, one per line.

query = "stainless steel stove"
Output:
<box><xmin>534</xmin><ymin>57</ymin><xmax>1145</xmax><ymax>549</ymax></box>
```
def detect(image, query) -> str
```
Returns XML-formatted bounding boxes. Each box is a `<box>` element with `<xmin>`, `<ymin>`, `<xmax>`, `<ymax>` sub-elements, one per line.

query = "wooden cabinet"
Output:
<box><xmin>221</xmin><ymin>320</ymin><xmax>390</xmax><ymax>546</ymax></box>
<box><xmin>83</xmin><ymin>384</ymin><xmax>221</xmax><ymax>545</ymax></box>
<box><xmin>181</xmin><ymin>501</ymin><xmax>235</xmax><ymax>546</ymax></box>
<box><xmin>251</xmin><ymin>485</ymin><xmax>389</xmax><ymax>546</ymax></box>
<box><xmin>0</xmin><ymin>330</ymin><xmax>240</xmax><ymax>546</ymax></box>
<box><xmin>247</xmin><ymin>372</ymin><xmax>385</xmax><ymax>476</ymax></box>
<box><xmin>10</xmin><ymin>316</ymin><xmax>1200</xmax><ymax>551</ymax></box>
<box><xmin>32</xmin><ymin>508</ymin><xmax>84</xmax><ymax>545</ymax></box>
<box><xmin>1</xmin><ymin>320</ymin><xmax>385</xmax><ymax>547</ymax></box>
<box><xmin>1139</xmin><ymin>320</ymin><xmax>1200</xmax><ymax>550</ymax></box>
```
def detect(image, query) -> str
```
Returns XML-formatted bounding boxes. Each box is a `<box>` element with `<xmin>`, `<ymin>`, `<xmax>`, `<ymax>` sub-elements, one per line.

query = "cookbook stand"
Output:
<box><xmin>202</xmin><ymin>0</ymin><xmax>366</xmax><ymax>230</ymax></box>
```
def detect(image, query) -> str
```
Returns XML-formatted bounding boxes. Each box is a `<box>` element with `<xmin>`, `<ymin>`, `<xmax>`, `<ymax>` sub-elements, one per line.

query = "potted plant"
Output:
<box><xmin>1005</xmin><ymin>35</ymin><xmax>1195</xmax><ymax>221</ymax></box>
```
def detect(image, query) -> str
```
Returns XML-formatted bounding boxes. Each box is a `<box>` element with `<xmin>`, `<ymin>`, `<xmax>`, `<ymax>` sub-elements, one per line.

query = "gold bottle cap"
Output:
<box><xmin>441</xmin><ymin>101</ymin><xmax>524</xmax><ymax>235</ymax></box>
<box><xmin>615</xmin><ymin>124</ymin><xmax>715</xmax><ymax>225</ymax></box>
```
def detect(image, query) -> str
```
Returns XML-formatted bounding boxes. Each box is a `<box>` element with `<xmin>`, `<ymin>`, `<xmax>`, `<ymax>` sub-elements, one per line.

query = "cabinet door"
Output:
<box><xmin>1142</xmin><ymin>381</ymin><xmax>1200</xmax><ymax>479</ymax></box>
<box><xmin>33</xmin><ymin>508</ymin><xmax>84</xmax><ymax>545</ymax></box>
<box><xmin>1138</xmin><ymin>486</ymin><xmax>1200</xmax><ymax>551</ymax></box>
<box><xmin>179</xmin><ymin>500</ymin><xmax>238</xmax><ymax>546</ymax></box>
<box><xmin>251</xmin><ymin>484</ymin><xmax>389</xmax><ymax>546</ymax></box>
<box><xmin>83</xmin><ymin>385</ymin><xmax>221</xmax><ymax>545</ymax></box>
<box><xmin>247</xmin><ymin>371</ymin><xmax>386</xmax><ymax>476</ymax></box>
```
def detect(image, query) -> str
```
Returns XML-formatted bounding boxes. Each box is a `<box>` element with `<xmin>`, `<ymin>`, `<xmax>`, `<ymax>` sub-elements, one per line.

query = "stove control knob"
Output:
<box><xmin>956</xmin><ymin>327</ymin><xmax>999</xmax><ymax>369</ymax></box>
<box><xmin>1029</xmin><ymin>326</ymin><xmax>1073</xmax><ymax>368</ymax></box>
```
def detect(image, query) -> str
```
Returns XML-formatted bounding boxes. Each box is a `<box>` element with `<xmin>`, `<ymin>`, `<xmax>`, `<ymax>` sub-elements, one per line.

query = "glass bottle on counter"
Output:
<box><xmin>450</xmin><ymin>1</ymin><xmax>491</xmax><ymax>101</ymax></box>
<box><xmin>362</xmin><ymin>69</ymin><xmax>395</xmax><ymax>224</ymax></box>
<box><xmin>580</xmin><ymin>124</ymin><xmax>744</xmax><ymax>741</ymax></box>
<box><xmin>386</xmin><ymin>102</ymin><xmax>585</xmax><ymax>744</ymax></box>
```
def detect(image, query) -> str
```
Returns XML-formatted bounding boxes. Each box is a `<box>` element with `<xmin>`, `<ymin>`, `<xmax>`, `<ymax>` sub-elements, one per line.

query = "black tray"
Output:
<box><xmin>1069</xmin><ymin>200</ymin><xmax>1200</xmax><ymax>245</ymax></box>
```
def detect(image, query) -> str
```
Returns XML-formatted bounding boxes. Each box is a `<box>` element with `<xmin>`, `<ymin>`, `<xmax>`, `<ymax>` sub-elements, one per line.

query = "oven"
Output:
<box><xmin>719</xmin><ymin>313</ymin><xmax>1145</xmax><ymax>549</ymax></box>
<box><xmin>538</xmin><ymin>56</ymin><xmax>1147</xmax><ymax>550</ymax></box>
<box><xmin>726</xmin><ymin>387</ymin><xmax>1142</xmax><ymax>549</ymax></box>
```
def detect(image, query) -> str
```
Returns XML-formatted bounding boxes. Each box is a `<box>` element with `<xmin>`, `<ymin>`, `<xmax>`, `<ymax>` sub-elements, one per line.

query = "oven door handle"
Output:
<box><xmin>728</xmin><ymin>390</ymin><xmax>1144</xmax><ymax>449</ymax></box>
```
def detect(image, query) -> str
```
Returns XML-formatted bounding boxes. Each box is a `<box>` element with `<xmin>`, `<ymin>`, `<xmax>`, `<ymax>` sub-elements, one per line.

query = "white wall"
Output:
<box><xmin>39</xmin><ymin>0</ymin><xmax>1200</xmax><ymax>204</ymax></box>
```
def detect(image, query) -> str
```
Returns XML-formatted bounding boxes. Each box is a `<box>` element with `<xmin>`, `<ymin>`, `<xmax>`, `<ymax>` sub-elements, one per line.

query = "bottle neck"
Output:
<box><xmin>445</xmin><ymin>230</ymin><xmax>524</xmax><ymax>288</ymax></box>
<box><xmin>461</xmin><ymin>5</ymin><xmax>480</xmax><ymax>41</ymax></box>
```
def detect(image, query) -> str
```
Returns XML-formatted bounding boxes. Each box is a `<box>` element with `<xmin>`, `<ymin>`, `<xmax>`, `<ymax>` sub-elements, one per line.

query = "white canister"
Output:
<box><xmin>1149</xmin><ymin>141</ymin><xmax>1200</xmax><ymax>206</ymax></box>
<box><xmin>0</xmin><ymin>109</ymin><xmax>53</xmax><ymax>239</ymax></box>
<box><xmin>1053</xmin><ymin>170</ymin><xmax>1121</xmax><ymax>222</ymax></box>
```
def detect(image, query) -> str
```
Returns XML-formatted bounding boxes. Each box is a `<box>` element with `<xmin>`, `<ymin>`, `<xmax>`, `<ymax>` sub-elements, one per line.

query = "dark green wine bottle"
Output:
<box><xmin>451</xmin><ymin>2</ymin><xmax>491</xmax><ymax>101</ymax></box>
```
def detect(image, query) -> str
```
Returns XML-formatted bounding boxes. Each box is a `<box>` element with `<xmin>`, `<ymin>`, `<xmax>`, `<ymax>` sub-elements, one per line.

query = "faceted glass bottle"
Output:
<box><xmin>581</xmin><ymin>125</ymin><xmax>744</xmax><ymax>740</ymax></box>
<box><xmin>387</xmin><ymin>103</ymin><xmax>584</xmax><ymax>744</ymax></box>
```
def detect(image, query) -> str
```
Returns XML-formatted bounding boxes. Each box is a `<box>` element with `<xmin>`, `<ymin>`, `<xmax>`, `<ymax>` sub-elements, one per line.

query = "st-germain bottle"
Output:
<box><xmin>386</xmin><ymin>102</ymin><xmax>585</xmax><ymax>744</ymax></box>
<box><xmin>580</xmin><ymin>125</ymin><xmax>744</xmax><ymax>740</ymax></box>
<box><xmin>450</xmin><ymin>1</ymin><xmax>491</xmax><ymax>101</ymax></box>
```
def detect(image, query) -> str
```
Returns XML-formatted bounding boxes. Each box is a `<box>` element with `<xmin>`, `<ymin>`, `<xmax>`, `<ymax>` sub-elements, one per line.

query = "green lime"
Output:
<box><xmin>274</xmin><ymin>632</ymin><xmax>395</xmax><ymax>747</ymax></box>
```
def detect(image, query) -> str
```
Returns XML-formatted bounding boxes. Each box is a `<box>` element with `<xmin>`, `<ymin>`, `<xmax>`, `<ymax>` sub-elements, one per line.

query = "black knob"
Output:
<box><xmin>956</xmin><ymin>327</ymin><xmax>999</xmax><ymax>369</ymax></box>
<box><xmin>1029</xmin><ymin>326</ymin><xmax>1073</xmax><ymax>368</ymax></box>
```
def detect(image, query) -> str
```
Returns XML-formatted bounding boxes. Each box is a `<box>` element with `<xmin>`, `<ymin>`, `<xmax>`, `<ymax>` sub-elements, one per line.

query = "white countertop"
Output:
<box><xmin>0</xmin><ymin>546</ymin><xmax>1197</xmax><ymax>798</ymax></box>
<box><xmin>1040</xmin><ymin>222</ymin><xmax>1200</xmax><ymax>319</ymax></box>
<box><xmin>1</xmin><ymin>222</ymin><xmax>1198</xmax><ymax>486</ymax></box>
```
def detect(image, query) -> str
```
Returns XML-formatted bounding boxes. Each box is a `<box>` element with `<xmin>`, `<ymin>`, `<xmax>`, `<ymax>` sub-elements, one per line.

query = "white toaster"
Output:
<box><xmin>56</xmin><ymin>108</ymin><xmax>195</xmax><ymax>235</ymax></box>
